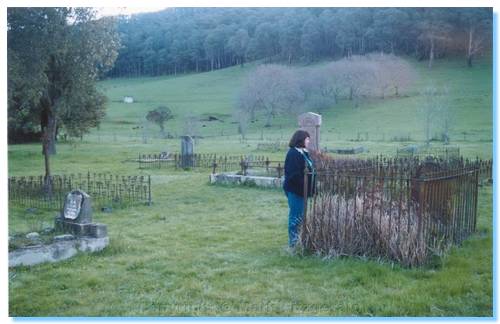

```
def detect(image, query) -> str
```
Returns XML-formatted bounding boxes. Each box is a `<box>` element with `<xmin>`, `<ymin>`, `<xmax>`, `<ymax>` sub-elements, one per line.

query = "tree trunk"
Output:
<box><xmin>41</xmin><ymin>127</ymin><xmax>53</xmax><ymax>198</ymax></box>
<box><xmin>40</xmin><ymin>103</ymin><xmax>57</xmax><ymax>156</ymax></box>
<box><xmin>467</xmin><ymin>29</ymin><xmax>474</xmax><ymax>67</ymax></box>
<box><xmin>428</xmin><ymin>37</ymin><xmax>434</xmax><ymax>69</ymax></box>
<box><xmin>265</xmin><ymin>113</ymin><xmax>273</xmax><ymax>127</ymax></box>
<box><xmin>160</xmin><ymin>124</ymin><xmax>166</xmax><ymax>138</ymax></box>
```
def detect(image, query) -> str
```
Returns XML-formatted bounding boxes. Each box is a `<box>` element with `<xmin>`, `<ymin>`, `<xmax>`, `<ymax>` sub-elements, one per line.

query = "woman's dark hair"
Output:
<box><xmin>289</xmin><ymin>130</ymin><xmax>310</xmax><ymax>148</ymax></box>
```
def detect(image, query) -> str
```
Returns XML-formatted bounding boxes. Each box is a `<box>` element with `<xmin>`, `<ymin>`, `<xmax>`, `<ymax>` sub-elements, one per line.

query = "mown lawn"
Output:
<box><xmin>8</xmin><ymin>171</ymin><xmax>493</xmax><ymax>316</ymax></box>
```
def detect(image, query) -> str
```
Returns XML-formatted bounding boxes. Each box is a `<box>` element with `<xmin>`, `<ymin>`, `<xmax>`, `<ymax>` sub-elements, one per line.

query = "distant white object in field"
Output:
<box><xmin>123</xmin><ymin>96</ymin><xmax>134</xmax><ymax>103</ymax></box>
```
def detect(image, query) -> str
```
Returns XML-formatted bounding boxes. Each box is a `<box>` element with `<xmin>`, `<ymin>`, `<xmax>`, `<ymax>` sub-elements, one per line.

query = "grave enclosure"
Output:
<box><xmin>300</xmin><ymin>155</ymin><xmax>491</xmax><ymax>267</ymax></box>
<box><xmin>209</xmin><ymin>111</ymin><xmax>491</xmax><ymax>266</ymax></box>
<box><xmin>9</xmin><ymin>190</ymin><xmax>109</xmax><ymax>267</ymax></box>
<box><xmin>210</xmin><ymin>112</ymin><xmax>323</xmax><ymax>188</ymax></box>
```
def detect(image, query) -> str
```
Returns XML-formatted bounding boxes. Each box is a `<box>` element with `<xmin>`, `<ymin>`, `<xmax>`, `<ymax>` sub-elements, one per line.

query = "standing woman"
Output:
<box><xmin>283</xmin><ymin>130</ymin><xmax>316</xmax><ymax>248</ymax></box>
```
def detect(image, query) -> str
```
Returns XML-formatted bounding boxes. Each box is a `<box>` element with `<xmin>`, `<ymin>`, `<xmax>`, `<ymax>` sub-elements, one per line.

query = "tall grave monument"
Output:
<box><xmin>298</xmin><ymin>112</ymin><xmax>322</xmax><ymax>152</ymax></box>
<box><xmin>181</xmin><ymin>135</ymin><xmax>195</xmax><ymax>168</ymax></box>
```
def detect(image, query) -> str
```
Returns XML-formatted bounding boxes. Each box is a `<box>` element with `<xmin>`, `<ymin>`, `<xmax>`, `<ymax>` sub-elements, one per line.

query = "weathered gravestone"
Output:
<box><xmin>55</xmin><ymin>190</ymin><xmax>107</xmax><ymax>238</ymax></box>
<box><xmin>298</xmin><ymin>112</ymin><xmax>322</xmax><ymax>152</ymax></box>
<box><xmin>181</xmin><ymin>135</ymin><xmax>194</xmax><ymax>168</ymax></box>
<box><xmin>9</xmin><ymin>190</ymin><xmax>109</xmax><ymax>267</ymax></box>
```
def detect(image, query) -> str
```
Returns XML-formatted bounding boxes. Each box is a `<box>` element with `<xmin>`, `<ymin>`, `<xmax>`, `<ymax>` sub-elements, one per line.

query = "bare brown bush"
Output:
<box><xmin>300</xmin><ymin>153</ymin><xmax>483</xmax><ymax>267</ymax></box>
<box><xmin>299</xmin><ymin>190</ymin><xmax>428</xmax><ymax>267</ymax></box>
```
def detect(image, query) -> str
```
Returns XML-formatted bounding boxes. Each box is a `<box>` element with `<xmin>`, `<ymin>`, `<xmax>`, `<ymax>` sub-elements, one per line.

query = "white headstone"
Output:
<box><xmin>298</xmin><ymin>112</ymin><xmax>322</xmax><ymax>152</ymax></box>
<box><xmin>63</xmin><ymin>192</ymin><xmax>83</xmax><ymax>220</ymax></box>
<box><xmin>62</xmin><ymin>190</ymin><xmax>93</xmax><ymax>224</ymax></box>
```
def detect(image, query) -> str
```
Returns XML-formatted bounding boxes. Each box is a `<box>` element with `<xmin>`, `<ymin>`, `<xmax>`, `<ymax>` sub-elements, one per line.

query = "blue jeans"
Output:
<box><xmin>285</xmin><ymin>191</ymin><xmax>304</xmax><ymax>247</ymax></box>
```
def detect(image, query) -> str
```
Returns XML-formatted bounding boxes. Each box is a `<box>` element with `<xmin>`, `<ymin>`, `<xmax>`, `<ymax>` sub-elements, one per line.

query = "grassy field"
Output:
<box><xmin>8</xmin><ymin>56</ymin><xmax>493</xmax><ymax>316</ymax></box>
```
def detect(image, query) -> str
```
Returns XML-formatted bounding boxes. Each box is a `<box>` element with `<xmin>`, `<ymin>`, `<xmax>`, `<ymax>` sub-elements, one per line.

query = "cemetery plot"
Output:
<box><xmin>301</xmin><ymin>155</ymin><xmax>492</xmax><ymax>267</ymax></box>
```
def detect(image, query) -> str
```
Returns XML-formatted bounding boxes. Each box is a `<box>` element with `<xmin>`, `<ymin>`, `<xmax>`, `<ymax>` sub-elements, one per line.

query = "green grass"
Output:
<box><xmin>8</xmin><ymin>175</ymin><xmax>493</xmax><ymax>316</ymax></box>
<box><xmin>8</xmin><ymin>56</ymin><xmax>493</xmax><ymax>316</ymax></box>
<box><xmin>91</xmin><ymin>57</ymin><xmax>492</xmax><ymax>158</ymax></box>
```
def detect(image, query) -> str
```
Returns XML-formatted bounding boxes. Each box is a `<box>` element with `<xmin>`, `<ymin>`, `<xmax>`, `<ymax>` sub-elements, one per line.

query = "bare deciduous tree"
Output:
<box><xmin>234</xmin><ymin>105</ymin><xmax>250</xmax><ymax>141</ymax></box>
<box><xmin>367</xmin><ymin>53</ymin><xmax>416</xmax><ymax>98</ymax></box>
<box><xmin>237</xmin><ymin>64</ymin><xmax>304</xmax><ymax>127</ymax></box>
<box><xmin>420</xmin><ymin>84</ymin><xmax>451</xmax><ymax>145</ymax></box>
<box><xmin>236</xmin><ymin>54</ymin><xmax>417</xmax><ymax>119</ymax></box>
<box><xmin>332</xmin><ymin>56</ymin><xmax>377</xmax><ymax>108</ymax></box>
<box><xmin>435</xmin><ymin>86</ymin><xmax>452</xmax><ymax>144</ymax></box>
<box><xmin>300</xmin><ymin>66</ymin><xmax>339</xmax><ymax>110</ymax></box>
<box><xmin>387</xmin><ymin>56</ymin><xmax>416</xmax><ymax>97</ymax></box>
<box><xmin>183</xmin><ymin>114</ymin><xmax>200</xmax><ymax>141</ymax></box>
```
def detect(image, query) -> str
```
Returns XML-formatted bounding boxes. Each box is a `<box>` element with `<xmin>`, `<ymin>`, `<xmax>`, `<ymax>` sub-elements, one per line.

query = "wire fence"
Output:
<box><xmin>301</xmin><ymin>156</ymin><xmax>491</xmax><ymax>267</ymax></box>
<box><xmin>8</xmin><ymin>172</ymin><xmax>152</xmax><ymax>211</ymax></box>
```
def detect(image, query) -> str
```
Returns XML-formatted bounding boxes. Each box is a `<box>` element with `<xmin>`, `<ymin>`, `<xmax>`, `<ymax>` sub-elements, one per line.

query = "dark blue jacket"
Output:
<box><xmin>283</xmin><ymin>148</ymin><xmax>316</xmax><ymax>197</ymax></box>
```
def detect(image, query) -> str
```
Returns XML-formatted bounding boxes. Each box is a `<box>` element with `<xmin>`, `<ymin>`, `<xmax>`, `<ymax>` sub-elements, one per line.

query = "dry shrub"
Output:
<box><xmin>302</xmin><ymin>153</ymin><xmax>481</xmax><ymax>267</ymax></box>
<box><xmin>299</xmin><ymin>189</ymin><xmax>430</xmax><ymax>267</ymax></box>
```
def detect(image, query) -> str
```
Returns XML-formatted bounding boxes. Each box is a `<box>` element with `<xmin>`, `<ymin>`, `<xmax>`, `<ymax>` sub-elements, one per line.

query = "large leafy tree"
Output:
<box><xmin>8</xmin><ymin>7</ymin><xmax>120</xmax><ymax>183</ymax></box>
<box><xmin>301</xmin><ymin>18</ymin><xmax>323</xmax><ymax>62</ymax></box>
<box><xmin>227</xmin><ymin>29</ymin><xmax>249</xmax><ymax>67</ymax></box>
<box><xmin>278</xmin><ymin>10</ymin><xmax>308</xmax><ymax>64</ymax></box>
<box><xmin>146</xmin><ymin>105</ymin><xmax>174</xmax><ymax>138</ymax></box>
<box><xmin>369</xmin><ymin>8</ymin><xmax>410</xmax><ymax>54</ymax></box>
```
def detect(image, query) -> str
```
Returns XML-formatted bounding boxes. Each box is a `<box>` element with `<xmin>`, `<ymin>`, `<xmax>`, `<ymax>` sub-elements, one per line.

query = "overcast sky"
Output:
<box><xmin>97</xmin><ymin>7</ymin><xmax>168</xmax><ymax>17</ymax></box>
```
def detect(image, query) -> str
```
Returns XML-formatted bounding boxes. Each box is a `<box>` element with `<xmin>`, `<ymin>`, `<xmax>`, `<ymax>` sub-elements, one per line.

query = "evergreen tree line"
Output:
<box><xmin>108</xmin><ymin>7</ymin><xmax>492</xmax><ymax>78</ymax></box>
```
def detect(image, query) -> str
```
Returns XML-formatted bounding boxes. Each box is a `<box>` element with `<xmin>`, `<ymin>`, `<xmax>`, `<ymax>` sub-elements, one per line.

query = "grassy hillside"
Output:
<box><xmin>92</xmin><ymin>57</ymin><xmax>493</xmax><ymax>158</ymax></box>
<box><xmin>8</xmin><ymin>56</ymin><xmax>493</xmax><ymax>316</ymax></box>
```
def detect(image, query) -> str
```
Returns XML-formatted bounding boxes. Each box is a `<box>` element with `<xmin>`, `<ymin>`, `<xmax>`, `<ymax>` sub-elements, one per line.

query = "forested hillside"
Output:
<box><xmin>109</xmin><ymin>7</ymin><xmax>492</xmax><ymax>77</ymax></box>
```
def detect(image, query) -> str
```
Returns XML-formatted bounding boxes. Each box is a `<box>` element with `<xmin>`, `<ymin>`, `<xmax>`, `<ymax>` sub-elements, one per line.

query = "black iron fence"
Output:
<box><xmin>8</xmin><ymin>173</ymin><xmax>152</xmax><ymax>210</ymax></box>
<box><xmin>301</xmin><ymin>156</ymin><xmax>490</xmax><ymax>267</ymax></box>
<box><xmin>312</xmin><ymin>153</ymin><xmax>492</xmax><ymax>182</ymax></box>
<box><xmin>138</xmin><ymin>153</ymin><xmax>278</xmax><ymax>173</ymax></box>
<box><xmin>238</xmin><ymin>160</ymin><xmax>284</xmax><ymax>178</ymax></box>
<box><xmin>396</xmin><ymin>145</ymin><xmax>460</xmax><ymax>160</ymax></box>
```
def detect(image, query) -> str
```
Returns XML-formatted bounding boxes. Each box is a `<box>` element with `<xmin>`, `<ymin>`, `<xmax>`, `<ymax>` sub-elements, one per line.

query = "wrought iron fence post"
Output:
<box><xmin>212</xmin><ymin>155</ymin><xmax>217</xmax><ymax>174</ymax></box>
<box><xmin>302</xmin><ymin>166</ymin><xmax>309</xmax><ymax>246</ymax></box>
<box><xmin>148</xmin><ymin>175</ymin><xmax>152</xmax><ymax>206</ymax></box>
<box><xmin>473</xmin><ymin>168</ymin><xmax>479</xmax><ymax>232</ymax></box>
<box><xmin>87</xmin><ymin>171</ymin><xmax>91</xmax><ymax>194</ymax></box>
